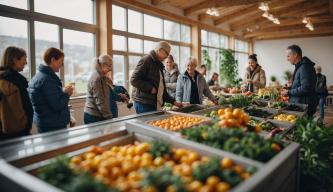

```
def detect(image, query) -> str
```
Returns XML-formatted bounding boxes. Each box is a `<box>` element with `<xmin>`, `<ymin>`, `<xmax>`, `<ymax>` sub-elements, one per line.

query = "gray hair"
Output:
<box><xmin>154</xmin><ymin>41</ymin><xmax>171</xmax><ymax>52</ymax></box>
<box><xmin>93</xmin><ymin>54</ymin><xmax>112</xmax><ymax>71</ymax></box>
<box><xmin>185</xmin><ymin>57</ymin><xmax>198</xmax><ymax>67</ymax></box>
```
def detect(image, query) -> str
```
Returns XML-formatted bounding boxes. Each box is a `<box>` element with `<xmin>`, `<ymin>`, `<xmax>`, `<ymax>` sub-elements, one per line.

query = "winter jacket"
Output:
<box><xmin>163</xmin><ymin>66</ymin><xmax>180</xmax><ymax>98</ymax></box>
<box><xmin>176</xmin><ymin>71</ymin><xmax>216</xmax><ymax>104</ymax></box>
<box><xmin>244</xmin><ymin>65</ymin><xmax>266</xmax><ymax>92</ymax></box>
<box><xmin>288</xmin><ymin>57</ymin><xmax>317</xmax><ymax>116</ymax></box>
<box><xmin>131</xmin><ymin>50</ymin><xmax>175</xmax><ymax>106</ymax></box>
<box><xmin>84</xmin><ymin>70</ymin><xmax>112</xmax><ymax>119</ymax></box>
<box><xmin>0</xmin><ymin>68</ymin><xmax>33</xmax><ymax>138</ymax></box>
<box><xmin>29</xmin><ymin>64</ymin><xmax>70</xmax><ymax>133</ymax></box>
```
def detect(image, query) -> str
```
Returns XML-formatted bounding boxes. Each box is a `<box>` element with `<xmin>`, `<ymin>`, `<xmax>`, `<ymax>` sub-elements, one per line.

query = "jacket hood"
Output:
<box><xmin>300</xmin><ymin>56</ymin><xmax>315</xmax><ymax>67</ymax></box>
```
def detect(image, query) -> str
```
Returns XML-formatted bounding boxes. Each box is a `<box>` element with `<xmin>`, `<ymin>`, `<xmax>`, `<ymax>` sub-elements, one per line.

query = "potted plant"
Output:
<box><xmin>269</xmin><ymin>75</ymin><xmax>280</xmax><ymax>87</ymax></box>
<box><xmin>202</xmin><ymin>49</ymin><xmax>212</xmax><ymax>77</ymax></box>
<box><xmin>282</xmin><ymin>70</ymin><xmax>292</xmax><ymax>86</ymax></box>
<box><xmin>219</xmin><ymin>48</ymin><xmax>238</xmax><ymax>87</ymax></box>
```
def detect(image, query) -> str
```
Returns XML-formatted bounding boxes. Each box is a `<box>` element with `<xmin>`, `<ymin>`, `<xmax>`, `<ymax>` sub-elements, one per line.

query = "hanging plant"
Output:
<box><xmin>202</xmin><ymin>49</ymin><xmax>212</xmax><ymax>71</ymax></box>
<box><xmin>282</xmin><ymin>70</ymin><xmax>292</xmax><ymax>81</ymax></box>
<box><xmin>219</xmin><ymin>48</ymin><xmax>239</xmax><ymax>87</ymax></box>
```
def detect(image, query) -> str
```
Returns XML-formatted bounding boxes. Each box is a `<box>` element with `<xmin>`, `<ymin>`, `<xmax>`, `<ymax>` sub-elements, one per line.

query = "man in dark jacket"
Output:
<box><xmin>131</xmin><ymin>41</ymin><xmax>182</xmax><ymax>114</ymax></box>
<box><xmin>281</xmin><ymin>45</ymin><xmax>317</xmax><ymax>117</ymax></box>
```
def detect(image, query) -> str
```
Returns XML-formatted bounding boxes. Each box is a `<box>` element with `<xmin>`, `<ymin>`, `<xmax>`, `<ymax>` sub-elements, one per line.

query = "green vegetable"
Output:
<box><xmin>150</xmin><ymin>140</ymin><xmax>172</xmax><ymax>158</ymax></box>
<box><xmin>140</xmin><ymin>166</ymin><xmax>185</xmax><ymax>192</ymax></box>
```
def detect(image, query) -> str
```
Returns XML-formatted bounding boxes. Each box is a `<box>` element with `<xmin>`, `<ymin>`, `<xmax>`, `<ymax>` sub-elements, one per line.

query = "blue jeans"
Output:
<box><xmin>318</xmin><ymin>95</ymin><xmax>325</xmax><ymax>119</ymax></box>
<box><xmin>134</xmin><ymin>102</ymin><xmax>156</xmax><ymax>114</ymax></box>
<box><xmin>84</xmin><ymin>112</ymin><xmax>106</xmax><ymax>124</ymax></box>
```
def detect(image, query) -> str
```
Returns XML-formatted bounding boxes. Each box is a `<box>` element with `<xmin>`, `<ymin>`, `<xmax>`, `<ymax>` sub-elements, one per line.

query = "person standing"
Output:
<box><xmin>208</xmin><ymin>72</ymin><xmax>219</xmax><ymax>86</ymax></box>
<box><xmin>163</xmin><ymin>55</ymin><xmax>179</xmax><ymax>99</ymax></box>
<box><xmin>29</xmin><ymin>48</ymin><xmax>73</xmax><ymax>133</ymax></box>
<box><xmin>242</xmin><ymin>54</ymin><xmax>266</xmax><ymax>93</ymax></box>
<box><xmin>0</xmin><ymin>46</ymin><xmax>33</xmax><ymax>139</ymax></box>
<box><xmin>315</xmin><ymin>66</ymin><xmax>328</xmax><ymax>120</ymax></box>
<box><xmin>131</xmin><ymin>41</ymin><xmax>182</xmax><ymax>114</ymax></box>
<box><xmin>281</xmin><ymin>45</ymin><xmax>317</xmax><ymax>117</ymax></box>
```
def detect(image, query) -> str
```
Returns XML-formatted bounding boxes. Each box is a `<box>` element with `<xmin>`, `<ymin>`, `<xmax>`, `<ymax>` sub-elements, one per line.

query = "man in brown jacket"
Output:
<box><xmin>131</xmin><ymin>41</ymin><xmax>182</xmax><ymax>114</ymax></box>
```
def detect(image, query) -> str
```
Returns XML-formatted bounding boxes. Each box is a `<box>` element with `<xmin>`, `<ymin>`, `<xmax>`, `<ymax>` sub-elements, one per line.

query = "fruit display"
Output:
<box><xmin>223</xmin><ymin>87</ymin><xmax>241</xmax><ymax>94</ymax></box>
<box><xmin>39</xmin><ymin>141</ymin><xmax>255</xmax><ymax>192</ymax></box>
<box><xmin>181</xmin><ymin>125</ymin><xmax>286</xmax><ymax>162</ymax></box>
<box><xmin>273</xmin><ymin>114</ymin><xmax>297</xmax><ymax>123</ymax></box>
<box><xmin>244</xmin><ymin>107</ymin><xmax>273</xmax><ymax>118</ymax></box>
<box><xmin>268</xmin><ymin>101</ymin><xmax>287</xmax><ymax>109</ymax></box>
<box><xmin>284</xmin><ymin>104</ymin><xmax>304</xmax><ymax>112</ymax></box>
<box><xmin>148</xmin><ymin>115</ymin><xmax>208</xmax><ymax>131</ymax></box>
<box><xmin>257</xmin><ymin>88</ymin><xmax>280</xmax><ymax>100</ymax></box>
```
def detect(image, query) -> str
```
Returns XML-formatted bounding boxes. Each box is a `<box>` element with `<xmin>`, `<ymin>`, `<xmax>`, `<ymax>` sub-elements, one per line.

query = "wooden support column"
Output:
<box><xmin>97</xmin><ymin>0</ymin><xmax>112</xmax><ymax>56</ymax></box>
<box><xmin>248</xmin><ymin>39</ymin><xmax>253</xmax><ymax>55</ymax></box>
<box><xmin>229</xmin><ymin>36</ymin><xmax>235</xmax><ymax>51</ymax></box>
<box><xmin>192</xmin><ymin>24</ymin><xmax>201</xmax><ymax>64</ymax></box>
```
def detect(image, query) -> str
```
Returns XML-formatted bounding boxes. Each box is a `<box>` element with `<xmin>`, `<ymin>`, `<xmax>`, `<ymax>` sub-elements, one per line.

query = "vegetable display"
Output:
<box><xmin>273</xmin><ymin>114</ymin><xmax>297</xmax><ymax>123</ymax></box>
<box><xmin>39</xmin><ymin>141</ymin><xmax>254</xmax><ymax>192</ymax></box>
<box><xmin>181</xmin><ymin>125</ymin><xmax>286</xmax><ymax>162</ymax></box>
<box><xmin>148</xmin><ymin>115</ymin><xmax>207</xmax><ymax>131</ymax></box>
<box><xmin>244</xmin><ymin>107</ymin><xmax>273</xmax><ymax>118</ymax></box>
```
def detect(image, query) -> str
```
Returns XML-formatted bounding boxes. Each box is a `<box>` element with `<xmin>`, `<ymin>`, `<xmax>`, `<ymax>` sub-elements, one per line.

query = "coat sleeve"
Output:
<box><xmin>130</xmin><ymin>59</ymin><xmax>154</xmax><ymax>93</ymax></box>
<box><xmin>254</xmin><ymin>69</ymin><xmax>266</xmax><ymax>88</ymax></box>
<box><xmin>175</xmin><ymin>75</ymin><xmax>184</xmax><ymax>103</ymax></box>
<box><xmin>43</xmin><ymin>80</ymin><xmax>69</xmax><ymax>112</ymax></box>
<box><xmin>289</xmin><ymin>65</ymin><xmax>313</xmax><ymax>96</ymax></box>
<box><xmin>92</xmin><ymin>78</ymin><xmax>112</xmax><ymax>119</ymax></box>
<box><xmin>203</xmin><ymin>80</ymin><xmax>216</xmax><ymax>101</ymax></box>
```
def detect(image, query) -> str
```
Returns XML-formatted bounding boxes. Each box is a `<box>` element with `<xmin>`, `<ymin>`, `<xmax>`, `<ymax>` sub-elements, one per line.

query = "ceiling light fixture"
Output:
<box><xmin>302</xmin><ymin>17</ymin><xmax>309</xmax><ymax>24</ymax></box>
<box><xmin>259</xmin><ymin>2</ymin><xmax>269</xmax><ymax>11</ymax></box>
<box><xmin>206</xmin><ymin>8</ymin><xmax>220</xmax><ymax>17</ymax></box>
<box><xmin>273</xmin><ymin>18</ymin><xmax>280</xmax><ymax>24</ymax></box>
<box><xmin>262</xmin><ymin>11</ymin><xmax>269</xmax><ymax>18</ymax></box>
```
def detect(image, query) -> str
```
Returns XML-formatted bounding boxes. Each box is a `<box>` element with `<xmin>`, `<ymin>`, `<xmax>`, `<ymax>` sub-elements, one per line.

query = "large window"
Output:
<box><xmin>0</xmin><ymin>16</ymin><xmax>29</xmax><ymax>78</ymax></box>
<box><xmin>0</xmin><ymin>1</ymin><xmax>96</xmax><ymax>97</ymax></box>
<box><xmin>112</xmin><ymin>4</ymin><xmax>192</xmax><ymax>90</ymax></box>
<box><xmin>234</xmin><ymin>39</ymin><xmax>249</xmax><ymax>80</ymax></box>
<box><xmin>201</xmin><ymin>30</ymin><xmax>229</xmax><ymax>80</ymax></box>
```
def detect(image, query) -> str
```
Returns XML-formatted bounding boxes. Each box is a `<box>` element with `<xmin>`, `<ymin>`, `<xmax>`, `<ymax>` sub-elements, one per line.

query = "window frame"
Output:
<box><xmin>0</xmin><ymin>1</ymin><xmax>97</xmax><ymax>97</ymax></box>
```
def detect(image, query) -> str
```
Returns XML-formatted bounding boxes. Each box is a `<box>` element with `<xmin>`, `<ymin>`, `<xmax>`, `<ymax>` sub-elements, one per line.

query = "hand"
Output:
<box><xmin>118</xmin><ymin>93</ymin><xmax>129</xmax><ymax>102</ymax></box>
<box><xmin>173</xmin><ymin>101</ymin><xmax>183</xmax><ymax>108</ymax></box>
<box><xmin>64</xmin><ymin>86</ymin><xmax>74</xmax><ymax>96</ymax></box>
<box><xmin>151</xmin><ymin>87</ymin><xmax>157</xmax><ymax>94</ymax></box>
<box><xmin>212</xmin><ymin>99</ymin><xmax>218</xmax><ymax>105</ymax></box>
<box><xmin>281</xmin><ymin>89</ymin><xmax>289</xmax><ymax>96</ymax></box>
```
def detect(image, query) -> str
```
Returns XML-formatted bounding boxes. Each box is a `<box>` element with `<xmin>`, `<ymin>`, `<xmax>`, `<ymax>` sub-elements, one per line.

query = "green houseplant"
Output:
<box><xmin>219</xmin><ymin>48</ymin><xmax>238</xmax><ymax>87</ymax></box>
<box><xmin>202</xmin><ymin>49</ymin><xmax>212</xmax><ymax>72</ymax></box>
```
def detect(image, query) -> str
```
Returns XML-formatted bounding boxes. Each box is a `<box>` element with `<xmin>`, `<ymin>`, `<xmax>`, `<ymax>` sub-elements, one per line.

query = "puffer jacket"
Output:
<box><xmin>131</xmin><ymin>50</ymin><xmax>174</xmax><ymax>106</ymax></box>
<box><xmin>29</xmin><ymin>64</ymin><xmax>70</xmax><ymax>133</ymax></box>
<box><xmin>163</xmin><ymin>66</ymin><xmax>179</xmax><ymax>98</ymax></box>
<box><xmin>176</xmin><ymin>71</ymin><xmax>215</xmax><ymax>104</ymax></box>
<box><xmin>288</xmin><ymin>56</ymin><xmax>317</xmax><ymax>116</ymax></box>
<box><xmin>0</xmin><ymin>68</ymin><xmax>33</xmax><ymax>138</ymax></box>
<box><xmin>244</xmin><ymin>65</ymin><xmax>266</xmax><ymax>93</ymax></box>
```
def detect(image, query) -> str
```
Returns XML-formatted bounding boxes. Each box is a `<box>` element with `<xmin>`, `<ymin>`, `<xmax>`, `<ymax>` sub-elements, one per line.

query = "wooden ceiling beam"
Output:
<box><xmin>184</xmin><ymin>0</ymin><xmax>271</xmax><ymax>16</ymax></box>
<box><xmin>330</xmin><ymin>0</ymin><xmax>333</xmax><ymax>15</ymax></box>
<box><xmin>231</xmin><ymin>0</ymin><xmax>327</xmax><ymax>32</ymax></box>
<box><xmin>198</xmin><ymin>6</ymin><xmax>243</xmax><ymax>21</ymax></box>
<box><xmin>244</xmin><ymin>21</ymin><xmax>333</xmax><ymax>38</ymax></box>
<box><xmin>251</xmin><ymin>26</ymin><xmax>333</xmax><ymax>40</ymax></box>
<box><xmin>214</xmin><ymin>4</ymin><xmax>258</xmax><ymax>25</ymax></box>
<box><xmin>256</xmin><ymin>32</ymin><xmax>333</xmax><ymax>40</ymax></box>
<box><xmin>258</xmin><ymin>16</ymin><xmax>333</xmax><ymax>30</ymax></box>
<box><xmin>151</xmin><ymin>0</ymin><xmax>169</xmax><ymax>5</ymax></box>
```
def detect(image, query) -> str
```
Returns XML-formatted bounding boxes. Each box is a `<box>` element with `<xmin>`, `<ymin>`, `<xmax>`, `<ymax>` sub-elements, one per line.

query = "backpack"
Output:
<box><xmin>315</xmin><ymin>75</ymin><xmax>327</xmax><ymax>94</ymax></box>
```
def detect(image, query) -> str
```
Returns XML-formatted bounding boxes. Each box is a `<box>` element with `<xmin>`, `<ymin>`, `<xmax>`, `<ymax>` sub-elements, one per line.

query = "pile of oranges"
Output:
<box><xmin>69</xmin><ymin>143</ymin><xmax>251</xmax><ymax>192</ymax></box>
<box><xmin>149</xmin><ymin>115</ymin><xmax>207</xmax><ymax>131</ymax></box>
<box><xmin>217</xmin><ymin>108</ymin><xmax>253</xmax><ymax>129</ymax></box>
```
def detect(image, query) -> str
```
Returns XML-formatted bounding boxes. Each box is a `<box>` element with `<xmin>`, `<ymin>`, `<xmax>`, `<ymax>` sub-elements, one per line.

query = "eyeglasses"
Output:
<box><xmin>104</xmin><ymin>63</ymin><xmax>112</xmax><ymax>69</ymax></box>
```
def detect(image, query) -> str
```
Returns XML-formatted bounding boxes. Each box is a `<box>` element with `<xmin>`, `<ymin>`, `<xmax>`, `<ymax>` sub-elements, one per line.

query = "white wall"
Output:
<box><xmin>254</xmin><ymin>36</ymin><xmax>333</xmax><ymax>86</ymax></box>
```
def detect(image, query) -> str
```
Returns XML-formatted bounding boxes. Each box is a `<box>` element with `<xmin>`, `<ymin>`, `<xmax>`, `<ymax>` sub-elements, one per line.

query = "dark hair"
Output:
<box><xmin>166</xmin><ymin>55</ymin><xmax>174</xmax><ymax>62</ymax></box>
<box><xmin>200</xmin><ymin>65</ymin><xmax>206</xmax><ymax>69</ymax></box>
<box><xmin>248</xmin><ymin>54</ymin><xmax>258</xmax><ymax>62</ymax></box>
<box><xmin>43</xmin><ymin>47</ymin><xmax>64</xmax><ymax>65</ymax></box>
<box><xmin>0</xmin><ymin>46</ymin><xmax>27</xmax><ymax>70</ymax></box>
<box><xmin>212</xmin><ymin>72</ymin><xmax>219</xmax><ymax>77</ymax></box>
<box><xmin>287</xmin><ymin>45</ymin><xmax>302</xmax><ymax>57</ymax></box>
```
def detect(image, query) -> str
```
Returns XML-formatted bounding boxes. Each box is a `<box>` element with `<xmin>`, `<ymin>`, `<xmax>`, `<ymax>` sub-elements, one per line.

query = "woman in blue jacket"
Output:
<box><xmin>29</xmin><ymin>48</ymin><xmax>74</xmax><ymax>133</ymax></box>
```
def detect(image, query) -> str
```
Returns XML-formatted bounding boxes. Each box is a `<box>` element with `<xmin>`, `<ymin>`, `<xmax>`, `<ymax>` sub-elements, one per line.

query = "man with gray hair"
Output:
<box><xmin>131</xmin><ymin>41</ymin><xmax>182</xmax><ymax>113</ymax></box>
<box><xmin>281</xmin><ymin>44</ymin><xmax>317</xmax><ymax>116</ymax></box>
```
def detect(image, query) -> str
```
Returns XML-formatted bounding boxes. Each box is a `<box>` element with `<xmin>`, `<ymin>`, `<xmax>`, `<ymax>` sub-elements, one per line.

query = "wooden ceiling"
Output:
<box><xmin>151</xmin><ymin>0</ymin><xmax>333</xmax><ymax>40</ymax></box>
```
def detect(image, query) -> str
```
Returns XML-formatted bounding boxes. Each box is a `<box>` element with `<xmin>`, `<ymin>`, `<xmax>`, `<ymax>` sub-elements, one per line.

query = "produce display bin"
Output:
<box><xmin>126</xmin><ymin>121</ymin><xmax>300</xmax><ymax>192</ymax></box>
